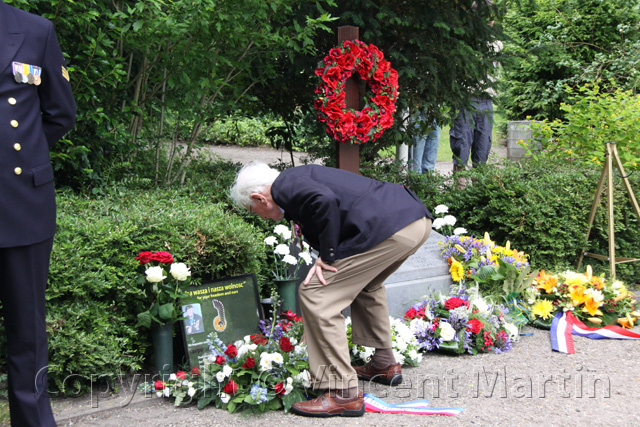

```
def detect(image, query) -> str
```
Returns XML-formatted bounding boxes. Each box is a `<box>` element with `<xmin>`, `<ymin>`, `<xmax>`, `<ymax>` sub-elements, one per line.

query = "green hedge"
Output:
<box><xmin>362</xmin><ymin>158</ymin><xmax>640</xmax><ymax>285</ymax></box>
<box><xmin>0</xmin><ymin>184</ymin><xmax>267</xmax><ymax>395</ymax></box>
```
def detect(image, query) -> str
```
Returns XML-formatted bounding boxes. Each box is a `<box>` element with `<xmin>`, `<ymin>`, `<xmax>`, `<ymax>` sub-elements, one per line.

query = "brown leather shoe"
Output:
<box><xmin>353</xmin><ymin>361</ymin><xmax>403</xmax><ymax>385</ymax></box>
<box><xmin>291</xmin><ymin>390</ymin><xmax>365</xmax><ymax>417</ymax></box>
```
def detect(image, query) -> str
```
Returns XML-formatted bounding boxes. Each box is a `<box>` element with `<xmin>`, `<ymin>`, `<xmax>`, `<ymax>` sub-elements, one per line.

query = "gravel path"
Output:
<box><xmin>53</xmin><ymin>324</ymin><xmax>640</xmax><ymax>426</ymax></box>
<box><xmin>198</xmin><ymin>142</ymin><xmax>509</xmax><ymax>175</ymax></box>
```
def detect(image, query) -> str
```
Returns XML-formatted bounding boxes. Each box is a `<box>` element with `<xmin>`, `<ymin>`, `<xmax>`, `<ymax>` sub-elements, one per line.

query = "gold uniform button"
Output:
<box><xmin>14</xmin><ymin>167</ymin><xmax>22</xmax><ymax>175</ymax></box>
<box><xmin>14</xmin><ymin>143</ymin><xmax>21</xmax><ymax>151</ymax></box>
<box><xmin>10</xmin><ymin>120</ymin><xmax>18</xmax><ymax>128</ymax></box>
<box><xmin>8</xmin><ymin>97</ymin><xmax>17</xmax><ymax>105</ymax></box>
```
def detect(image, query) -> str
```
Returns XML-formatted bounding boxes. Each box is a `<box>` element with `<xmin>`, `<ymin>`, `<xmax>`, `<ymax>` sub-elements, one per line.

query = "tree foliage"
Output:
<box><xmin>499</xmin><ymin>0</ymin><xmax>640</xmax><ymax>121</ymax></box>
<box><xmin>251</xmin><ymin>0</ymin><xmax>505</xmax><ymax>162</ymax></box>
<box><xmin>8</xmin><ymin>0</ymin><xmax>336</xmax><ymax>188</ymax></box>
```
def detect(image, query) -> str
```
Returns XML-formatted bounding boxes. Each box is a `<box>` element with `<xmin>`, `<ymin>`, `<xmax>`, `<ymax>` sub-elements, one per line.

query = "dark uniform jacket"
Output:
<box><xmin>0</xmin><ymin>1</ymin><xmax>76</xmax><ymax>248</ymax></box>
<box><xmin>271</xmin><ymin>165</ymin><xmax>433</xmax><ymax>264</ymax></box>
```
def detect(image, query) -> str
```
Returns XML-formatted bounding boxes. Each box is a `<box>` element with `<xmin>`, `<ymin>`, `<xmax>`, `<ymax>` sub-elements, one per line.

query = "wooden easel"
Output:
<box><xmin>576</xmin><ymin>142</ymin><xmax>640</xmax><ymax>279</ymax></box>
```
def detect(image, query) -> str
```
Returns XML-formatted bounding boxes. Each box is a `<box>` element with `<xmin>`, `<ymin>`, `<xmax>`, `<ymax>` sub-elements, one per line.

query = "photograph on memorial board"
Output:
<box><xmin>182</xmin><ymin>303</ymin><xmax>204</xmax><ymax>335</ymax></box>
<box><xmin>179</xmin><ymin>274</ymin><xmax>262</xmax><ymax>370</ymax></box>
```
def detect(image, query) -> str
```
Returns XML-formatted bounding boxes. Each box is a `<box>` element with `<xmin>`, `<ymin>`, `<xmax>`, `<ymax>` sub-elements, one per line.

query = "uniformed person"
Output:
<box><xmin>0</xmin><ymin>2</ymin><xmax>76</xmax><ymax>425</ymax></box>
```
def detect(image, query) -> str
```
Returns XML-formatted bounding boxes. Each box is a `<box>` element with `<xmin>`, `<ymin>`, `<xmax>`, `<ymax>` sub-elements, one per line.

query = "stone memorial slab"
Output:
<box><xmin>341</xmin><ymin>229</ymin><xmax>452</xmax><ymax>319</ymax></box>
<box><xmin>383</xmin><ymin>230</ymin><xmax>452</xmax><ymax>317</ymax></box>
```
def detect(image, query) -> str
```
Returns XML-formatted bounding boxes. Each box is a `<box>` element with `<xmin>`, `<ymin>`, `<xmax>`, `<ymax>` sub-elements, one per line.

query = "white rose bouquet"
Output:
<box><xmin>134</xmin><ymin>250</ymin><xmax>194</xmax><ymax>327</ymax></box>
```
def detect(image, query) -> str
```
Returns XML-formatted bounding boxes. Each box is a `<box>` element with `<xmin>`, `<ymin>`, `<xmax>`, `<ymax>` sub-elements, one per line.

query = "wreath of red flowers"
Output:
<box><xmin>314</xmin><ymin>39</ymin><xmax>399</xmax><ymax>144</ymax></box>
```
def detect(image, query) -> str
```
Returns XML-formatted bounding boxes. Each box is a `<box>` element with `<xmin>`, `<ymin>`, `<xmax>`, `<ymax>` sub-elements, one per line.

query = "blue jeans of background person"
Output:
<box><xmin>449</xmin><ymin>97</ymin><xmax>493</xmax><ymax>167</ymax></box>
<box><xmin>412</xmin><ymin>122</ymin><xmax>441</xmax><ymax>173</ymax></box>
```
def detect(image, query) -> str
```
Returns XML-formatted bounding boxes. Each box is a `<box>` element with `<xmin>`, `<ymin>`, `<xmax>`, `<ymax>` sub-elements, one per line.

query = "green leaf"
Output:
<box><xmin>136</xmin><ymin>311</ymin><xmax>152</xmax><ymax>328</ymax></box>
<box><xmin>158</xmin><ymin>303</ymin><xmax>175</xmax><ymax>321</ymax></box>
<box><xmin>197</xmin><ymin>395</ymin><xmax>215</xmax><ymax>409</ymax></box>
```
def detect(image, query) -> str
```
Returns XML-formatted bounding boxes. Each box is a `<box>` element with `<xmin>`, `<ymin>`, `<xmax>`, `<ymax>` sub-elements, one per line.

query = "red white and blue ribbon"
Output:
<box><xmin>364</xmin><ymin>393</ymin><xmax>463</xmax><ymax>415</ymax></box>
<box><xmin>550</xmin><ymin>311</ymin><xmax>640</xmax><ymax>354</ymax></box>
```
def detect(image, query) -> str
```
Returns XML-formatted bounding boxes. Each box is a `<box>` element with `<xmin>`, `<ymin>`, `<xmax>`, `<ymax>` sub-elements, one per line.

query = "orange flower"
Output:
<box><xmin>582</xmin><ymin>296</ymin><xmax>603</xmax><ymax>317</ymax></box>
<box><xmin>536</xmin><ymin>270</ymin><xmax>558</xmax><ymax>294</ymax></box>
<box><xmin>614</xmin><ymin>291</ymin><xmax>628</xmax><ymax>302</ymax></box>
<box><xmin>589</xmin><ymin>275</ymin><xmax>605</xmax><ymax>290</ymax></box>
<box><xmin>617</xmin><ymin>315</ymin><xmax>636</xmax><ymax>329</ymax></box>
<box><xmin>568</xmin><ymin>284</ymin><xmax>587</xmax><ymax>306</ymax></box>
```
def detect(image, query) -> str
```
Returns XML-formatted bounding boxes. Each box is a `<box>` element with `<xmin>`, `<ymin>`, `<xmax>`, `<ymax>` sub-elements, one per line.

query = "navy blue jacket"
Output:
<box><xmin>0</xmin><ymin>1</ymin><xmax>76</xmax><ymax>247</ymax></box>
<box><xmin>272</xmin><ymin>165</ymin><xmax>433</xmax><ymax>263</ymax></box>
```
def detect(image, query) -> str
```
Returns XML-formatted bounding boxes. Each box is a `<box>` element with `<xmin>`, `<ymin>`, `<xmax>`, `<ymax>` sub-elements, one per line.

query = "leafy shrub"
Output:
<box><xmin>529</xmin><ymin>80</ymin><xmax>640</xmax><ymax>172</ymax></box>
<box><xmin>199</xmin><ymin>115</ymin><xmax>283</xmax><ymax>147</ymax></box>
<box><xmin>0</xmin><ymin>186</ymin><xmax>268</xmax><ymax>395</ymax></box>
<box><xmin>361</xmin><ymin>158</ymin><xmax>640</xmax><ymax>285</ymax></box>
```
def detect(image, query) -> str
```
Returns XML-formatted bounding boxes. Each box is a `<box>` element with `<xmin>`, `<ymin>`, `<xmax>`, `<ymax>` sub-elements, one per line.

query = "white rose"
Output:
<box><xmin>220</xmin><ymin>392</ymin><xmax>230</xmax><ymax>404</ymax></box>
<box><xmin>145</xmin><ymin>266</ymin><xmax>166</xmax><ymax>283</ymax></box>
<box><xmin>188</xmin><ymin>387</ymin><xmax>196</xmax><ymax>397</ymax></box>
<box><xmin>163</xmin><ymin>387</ymin><xmax>171</xmax><ymax>397</ymax></box>
<box><xmin>169</xmin><ymin>373</ymin><xmax>177</xmax><ymax>381</ymax></box>
<box><xmin>295</xmin><ymin>370</ymin><xmax>311</xmax><ymax>388</ymax></box>
<box><xmin>264</xmin><ymin>236</ymin><xmax>278</xmax><ymax>246</ymax></box>
<box><xmin>453</xmin><ymin>227</ymin><xmax>467</xmax><ymax>235</ymax></box>
<box><xmin>222</xmin><ymin>365</ymin><xmax>233</xmax><ymax>377</ymax></box>
<box><xmin>156</xmin><ymin>391</ymin><xmax>163</xmax><ymax>398</ymax></box>
<box><xmin>216</xmin><ymin>371</ymin><xmax>226</xmax><ymax>382</ymax></box>
<box><xmin>284</xmin><ymin>377</ymin><xmax>294</xmax><ymax>395</ymax></box>
<box><xmin>444</xmin><ymin>215</ymin><xmax>457</xmax><ymax>226</ymax></box>
<box><xmin>275</xmin><ymin>244</ymin><xmax>290</xmax><ymax>256</ymax></box>
<box><xmin>170</xmin><ymin>262</ymin><xmax>191</xmax><ymax>281</ymax></box>
<box><xmin>473</xmin><ymin>298</ymin><xmax>490</xmax><ymax>315</ymax></box>
<box><xmin>439</xmin><ymin>322</ymin><xmax>456</xmax><ymax>341</ymax></box>
<box><xmin>434</xmin><ymin>204</ymin><xmax>449</xmax><ymax>215</ymax></box>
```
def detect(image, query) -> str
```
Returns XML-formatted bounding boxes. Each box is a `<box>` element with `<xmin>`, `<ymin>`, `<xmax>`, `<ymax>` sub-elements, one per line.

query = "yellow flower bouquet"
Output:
<box><xmin>529</xmin><ymin>266</ymin><xmax>640</xmax><ymax>328</ymax></box>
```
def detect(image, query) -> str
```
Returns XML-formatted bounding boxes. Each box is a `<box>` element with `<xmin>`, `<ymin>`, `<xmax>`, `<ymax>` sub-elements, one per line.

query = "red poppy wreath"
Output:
<box><xmin>314</xmin><ymin>39</ymin><xmax>399</xmax><ymax>144</ymax></box>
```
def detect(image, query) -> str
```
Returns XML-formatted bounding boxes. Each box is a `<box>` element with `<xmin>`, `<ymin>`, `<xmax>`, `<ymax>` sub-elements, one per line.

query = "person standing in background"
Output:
<box><xmin>449</xmin><ymin>0</ymin><xmax>502</xmax><ymax>176</ymax></box>
<box><xmin>0</xmin><ymin>1</ymin><xmax>76</xmax><ymax>425</ymax></box>
<box><xmin>410</xmin><ymin>112</ymin><xmax>441</xmax><ymax>174</ymax></box>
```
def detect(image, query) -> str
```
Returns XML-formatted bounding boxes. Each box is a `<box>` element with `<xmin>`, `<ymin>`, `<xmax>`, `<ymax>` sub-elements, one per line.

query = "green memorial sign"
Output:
<box><xmin>180</xmin><ymin>274</ymin><xmax>262</xmax><ymax>370</ymax></box>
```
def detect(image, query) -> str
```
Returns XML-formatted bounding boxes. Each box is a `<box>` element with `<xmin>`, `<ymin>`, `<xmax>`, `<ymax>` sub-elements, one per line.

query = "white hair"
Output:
<box><xmin>229</xmin><ymin>162</ymin><xmax>280</xmax><ymax>209</ymax></box>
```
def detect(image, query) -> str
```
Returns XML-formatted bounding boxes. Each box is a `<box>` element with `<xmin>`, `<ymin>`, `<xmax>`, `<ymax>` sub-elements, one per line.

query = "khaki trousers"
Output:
<box><xmin>299</xmin><ymin>217</ymin><xmax>432</xmax><ymax>390</ymax></box>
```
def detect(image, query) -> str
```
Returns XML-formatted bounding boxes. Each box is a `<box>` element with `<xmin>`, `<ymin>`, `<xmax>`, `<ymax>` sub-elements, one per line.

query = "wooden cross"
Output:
<box><xmin>336</xmin><ymin>26</ymin><xmax>360</xmax><ymax>174</ymax></box>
